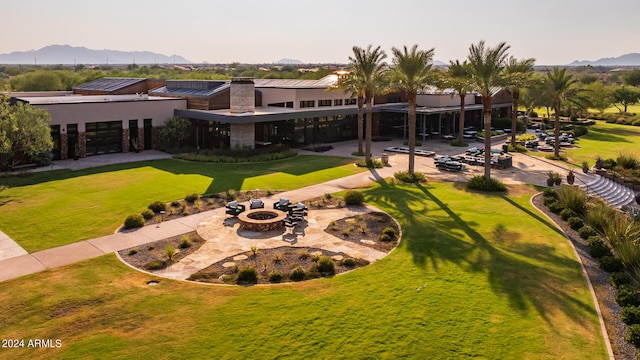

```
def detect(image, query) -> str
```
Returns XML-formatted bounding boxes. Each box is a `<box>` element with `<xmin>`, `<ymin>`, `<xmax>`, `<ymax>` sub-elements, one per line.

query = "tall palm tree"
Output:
<box><xmin>504</xmin><ymin>56</ymin><xmax>535</xmax><ymax>146</ymax></box>
<box><xmin>349</xmin><ymin>45</ymin><xmax>387</xmax><ymax>164</ymax></box>
<box><xmin>329</xmin><ymin>74</ymin><xmax>365</xmax><ymax>153</ymax></box>
<box><xmin>442</xmin><ymin>60</ymin><xmax>474</xmax><ymax>144</ymax></box>
<box><xmin>540</xmin><ymin>67</ymin><xmax>578</xmax><ymax>157</ymax></box>
<box><xmin>466</xmin><ymin>41</ymin><xmax>510</xmax><ymax>180</ymax></box>
<box><xmin>390</xmin><ymin>44</ymin><xmax>435</xmax><ymax>175</ymax></box>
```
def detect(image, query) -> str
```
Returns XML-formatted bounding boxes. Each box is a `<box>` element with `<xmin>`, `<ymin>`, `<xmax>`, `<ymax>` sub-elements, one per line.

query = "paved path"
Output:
<box><xmin>0</xmin><ymin>138</ymin><xmax>581</xmax><ymax>282</ymax></box>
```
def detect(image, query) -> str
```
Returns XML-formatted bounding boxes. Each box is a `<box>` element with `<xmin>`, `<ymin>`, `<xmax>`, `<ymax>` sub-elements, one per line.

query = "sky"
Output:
<box><xmin>3</xmin><ymin>0</ymin><xmax>640</xmax><ymax>66</ymax></box>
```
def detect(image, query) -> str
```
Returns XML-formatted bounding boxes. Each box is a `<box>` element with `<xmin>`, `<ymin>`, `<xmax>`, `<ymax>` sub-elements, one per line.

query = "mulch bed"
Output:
<box><xmin>323</xmin><ymin>211</ymin><xmax>399</xmax><ymax>253</ymax></box>
<box><xmin>118</xmin><ymin>231</ymin><xmax>206</xmax><ymax>271</ymax></box>
<box><xmin>532</xmin><ymin>193</ymin><xmax>636</xmax><ymax>360</ymax></box>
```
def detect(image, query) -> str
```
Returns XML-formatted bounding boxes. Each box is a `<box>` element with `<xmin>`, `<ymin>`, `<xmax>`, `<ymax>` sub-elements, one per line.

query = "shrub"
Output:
<box><xmin>237</xmin><ymin>266</ymin><xmax>258</xmax><ymax>284</ymax></box>
<box><xmin>170</xmin><ymin>201</ymin><xmax>181</xmax><ymax>207</ymax></box>
<box><xmin>586</xmin><ymin>200</ymin><xmax>617</xmax><ymax>232</ymax></box>
<box><xmin>394</xmin><ymin>171</ymin><xmax>427</xmax><ymax>183</ymax></box>
<box><xmin>581</xmin><ymin>161</ymin><xmax>590</xmax><ymax>174</ymax></box>
<box><xmin>185</xmin><ymin>193</ymin><xmax>199</xmax><ymax>203</ymax></box>
<box><xmin>616</xmin><ymin>285</ymin><xmax>640</xmax><ymax>307</ymax></box>
<box><xmin>144</xmin><ymin>260</ymin><xmax>165</xmax><ymax>270</ymax></box>
<box><xmin>622</xmin><ymin>306</ymin><xmax>640</xmax><ymax>325</ymax></box>
<box><xmin>557</xmin><ymin>185</ymin><xmax>587</xmax><ymax>215</ymax></box>
<box><xmin>450</xmin><ymin>140</ymin><xmax>468</xmax><ymax>147</ymax></box>
<box><xmin>344</xmin><ymin>190</ymin><xmax>365</xmax><ymax>205</ymax></box>
<box><xmin>378</xmin><ymin>233</ymin><xmax>393</xmax><ymax>242</ymax></box>
<box><xmin>628</xmin><ymin>324</ymin><xmax>640</xmax><ymax>348</ymax></box>
<box><xmin>382</xmin><ymin>227</ymin><xmax>397</xmax><ymax>239</ymax></box>
<box><xmin>559</xmin><ymin>208</ymin><xmax>578</xmax><ymax>221</ymax></box>
<box><xmin>316</xmin><ymin>256</ymin><xmax>335</xmax><ymax>275</ymax></box>
<box><xmin>466</xmin><ymin>176</ymin><xmax>507</xmax><ymax>192</ymax></box>
<box><xmin>599</xmin><ymin>255</ymin><xmax>624</xmax><ymax>273</ymax></box>
<box><xmin>289</xmin><ymin>266</ymin><xmax>306</xmax><ymax>281</ymax></box>
<box><xmin>542</xmin><ymin>188</ymin><xmax>557</xmax><ymax>198</ymax></box>
<box><xmin>148</xmin><ymin>201</ymin><xmax>166</xmax><ymax>213</ymax></box>
<box><xmin>567</xmin><ymin>216</ymin><xmax>583</xmax><ymax>230</ymax></box>
<box><xmin>342</xmin><ymin>258</ymin><xmax>357</xmax><ymax>267</ymax></box>
<box><xmin>548</xmin><ymin>201</ymin><xmax>565</xmax><ymax>214</ymax></box>
<box><xmin>543</xmin><ymin>196</ymin><xmax>557</xmax><ymax>206</ymax></box>
<box><xmin>355</xmin><ymin>159</ymin><xmax>384</xmax><ymax>168</ymax></box>
<box><xmin>268</xmin><ymin>270</ymin><xmax>283</xmax><ymax>283</ymax></box>
<box><xmin>226</xmin><ymin>189</ymin><xmax>237</xmax><ymax>201</ymax></box>
<box><xmin>165</xmin><ymin>245</ymin><xmax>176</xmax><ymax>263</ymax></box>
<box><xmin>179</xmin><ymin>235</ymin><xmax>191</xmax><ymax>249</ymax></box>
<box><xmin>578</xmin><ymin>226</ymin><xmax>598</xmax><ymax>239</ymax></box>
<box><xmin>128</xmin><ymin>248</ymin><xmax>138</xmax><ymax>256</ymax></box>
<box><xmin>587</xmin><ymin>236</ymin><xmax>612</xmax><ymax>259</ymax></box>
<box><xmin>610</xmin><ymin>271</ymin><xmax>634</xmax><ymax>288</ymax></box>
<box><xmin>617</xmin><ymin>152</ymin><xmax>639</xmax><ymax>170</ymax></box>
<box><xmin>124</xmin><ymin>214</ymin><xmax>145</xmax><ymax>229</ymax></box>
<box><xmin>140</xmin><ymin>209</ymin><xmax>155</xmax><ymax>220</ymax></box>
<box><xmin>298</xmin><ymin>250</ymin><xmax>310</xmax><ymax>260</ymax></box>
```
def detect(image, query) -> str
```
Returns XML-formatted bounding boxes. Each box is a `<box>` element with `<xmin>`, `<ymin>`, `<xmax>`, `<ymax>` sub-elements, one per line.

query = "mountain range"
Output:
<box><xmin>569</xmin><ymin>53</ymin><xmax>640</xmax><ymax>66</ymax></box>
<box><xmin>0</xmin><ymin>45</ymin><xmax>190</xmax><ymax>65</ymax></box>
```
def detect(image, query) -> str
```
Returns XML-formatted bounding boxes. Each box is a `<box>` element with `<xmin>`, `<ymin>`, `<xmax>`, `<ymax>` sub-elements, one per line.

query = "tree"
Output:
<box><xmin>539</xmin><ymin>67</ymin><xmax>578</xmax><ymax>157</ymax></box>
<box><xmin>623</xmin><ymin>70</ymin><xmax>640</xmax><ymax>87</ymax></box>
<box><xmin>441</xmin><ymin>60</ymin><xmax>474</xmax><ymax>144</ymax></box>
<box><xmin>390</xmin><ymin>44</ymin><xmax>435</xmax><ymax>175</ymax></box>
<box><xmin>329</xmin><ymin>71</ymin><xmax>365</xmax><ymax>154</ymax></box>
<box><xmin>612</xmin><ymin>86</ymin><xmax>640</xmax><ymax>113</ymax></box>
<box><xmin>466</xmin><ymin>41</ymin><xmax>510</xmax><ymax>180</ymax></box>
<box><xmin>0</xmin><ymin>97</ymin><xmax>53</xmax><ymax>168</ymax></box>
<box><xmin>158</xmin><ymin>116</ymin><xmax>191</xmax><ymax>149</ymax></box>
<box><xmin>583</xmin><ymin>81</ymin><xmax>613</xmax><ymax>113</ymax></box>
<box><xmin>504</xmin><ymin>56</ymin><xmax>535</xmax><ymax>145</ymax></box>
<box><xmin>348</xmin><ymin>45</ymin><xmax>387</xmax><ymax>164</ymax></box>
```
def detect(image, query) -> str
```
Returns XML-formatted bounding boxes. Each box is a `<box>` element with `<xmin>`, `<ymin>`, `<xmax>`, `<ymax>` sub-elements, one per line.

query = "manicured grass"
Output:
<box><xmin>0</xmin><ymin>182</ymin><xmax>607</xmax><ymax>359</ymax></box>
<box><xmin>0</xmin><ymin>155</ymin><xmax>364</xmax><ymax>252</ymax></box>
<box><xmin>563</xmin><ymin>122</ymin><xmax>640</xmax><ymax>167</ymax></box>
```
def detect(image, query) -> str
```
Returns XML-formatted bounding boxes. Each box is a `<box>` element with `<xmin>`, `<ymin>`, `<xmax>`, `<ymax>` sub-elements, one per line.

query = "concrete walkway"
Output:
<box><xmin>0</xmin><ymin>137</ymin><xmax>579</xmax><ymax>282</ymax></box>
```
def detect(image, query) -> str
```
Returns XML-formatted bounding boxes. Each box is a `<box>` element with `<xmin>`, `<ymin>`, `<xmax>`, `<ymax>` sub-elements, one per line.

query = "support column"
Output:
<box><xmin>78</xmin><ymin>132</ymin><xmax>86</xmax><ymax>157</ymax></box>
<box><xmin>122</xmin><ymin>128</ymin><xmax>130</xmax><ymax>152</ymax></box>
<box><xmin>60</xmin><ymin>132</ymin><xmax>69</xmax><ymax>160</ymax></box>
<box><xmin>230</xmin><ymin>123</ymin><xmax>255</xmax><ymax>149</ymax></box>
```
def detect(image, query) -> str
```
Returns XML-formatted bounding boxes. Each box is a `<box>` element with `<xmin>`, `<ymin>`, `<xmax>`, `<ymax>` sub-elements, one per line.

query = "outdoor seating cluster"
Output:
<box><xmin>225</xmin><ymin>197</ymin><xmax>309</xmax><ymax>232</ymax></box>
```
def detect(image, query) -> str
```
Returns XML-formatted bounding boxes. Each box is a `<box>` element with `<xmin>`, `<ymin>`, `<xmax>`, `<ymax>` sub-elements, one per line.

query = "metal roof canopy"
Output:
<box><xmin>73</xmin><ymin>77</ymin><xmax>147</xmax><ymax>92</ymax></box>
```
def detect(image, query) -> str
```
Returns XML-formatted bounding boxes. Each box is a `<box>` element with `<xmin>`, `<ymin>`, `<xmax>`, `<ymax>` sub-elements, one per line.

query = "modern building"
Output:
<box><xmin>9</xmin><ymin>74</ymin><xmax>513</xmax><ymax>159</ymax></box>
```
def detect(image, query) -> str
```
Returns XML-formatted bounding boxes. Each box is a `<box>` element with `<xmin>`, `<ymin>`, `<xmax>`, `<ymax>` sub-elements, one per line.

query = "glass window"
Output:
<box><xmin>334</xmin><ymin>99</ymin><xmax>343</xmax><ymax>106</ymax></box>
<box><xmin>299</xmin><ymin>100</ymin><xmax>315</xmax><ymax>108</ymax></box>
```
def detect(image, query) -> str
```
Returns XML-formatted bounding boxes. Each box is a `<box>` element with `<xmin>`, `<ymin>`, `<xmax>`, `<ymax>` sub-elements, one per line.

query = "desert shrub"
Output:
<box><xmin>557</xmin><ymin>185</ymin><xmax>587</xmax><ymax>215</ymax></box>
<box><xmin>617</xmin><ymin>285</ymin><xmax>640</xmax><ymax>307</ymax></box>
<box><xmin>316</xmin><ymin>256</ymin><xmax>335</xmax><ymax>274</ymax></box>
<box><xmin>307</xmin><ymin>264</ymin><xmax>322</xmax><ymax>279</ymax></box>
<box><xmin>382</xmin><ymin>227</ymin><xmax>397</xmax><ymax>239</ymax></box>
<box><xmin>226</xmin><ymin>189</ymin><xmax>237</xmax><ymax>201</ymax></box>
<box><xmin>124</xmin><ymin>214</ymin><xmax>145</xmax><ymax>229</ymax></box>
<box><xmin>148</xmin><ymin>201</ymin><xmax>166</xmax><ymax>213</ymax></box>
<box><xmin>628</xmin><ymin>324</ymin><xmax>640</xmax><ymax>348</ymax></box>
<box><xmin>237</xmin><ymin>266</ymin><xmax>258</xmax><ymax>284</ymax></box>
<box><xmin>567</xmin><ymin>216</ymin><xmax>583</xmax><ymax>230</ymax></box>
<box><xmin>268</xmin><ymin>270</ymin><xmax>283</xmax><ymax>283</ymax></box>
<box><xmin>289</xmin><ymin>266</ymin><xmax>306</xmax><ymax>281</ymax></box>
<box><xmin>543</xmin><ymin>196</ymin><xmax>557</xmax><ymax>206</ymax></box>
<box><xmin>344</xmin><ymin>190</ymin><xmax>364</xmax><ymax>205</ymax></box>
<box><xmin>379</xmin><ymin>234</ymin><xmax>393</xmax><ymax>242</ymax></box>
<box><xmin>543</xmin><ymin>188</ymin><xmax>557</xmax><ymax>198</ymax></box>
<box><xmin>621</xmin><ymin>306</ymin><xmax>640</xmax><ymax>325</ymax></box>
<box><xmin>184</xmin><ymin>193</ymin><xmax>199</xmax><ymax>203</ymax></box>
<box><xmin>578</xmin><ymin>226</ymin><xmax>598</xmax><ymax>239</ymax></box>
<box><xmin>548</xmin><ymin>201</ymin><xmax>565</xmax><ymax>214</ymax></box>
<box><xmin>140</xmin><ymin>209</ymin><xmax>155</xmax><ymax>220</ymax></box>
<box><xmin>587</xmin><ymin>236</ymin><xmax>612</xmax><ymax>259</ymax></box>
<box><xmin>144</xmin><ymin>260</ymin><xmax>165</xmax><ymax>270</ymax></box>
<box><xmin>342</xmin><ymin>258</ymin><xmax>357</xmax><ymax>267</ymax></box>
<box><xmin>450</xmin><ymin>140</ymin><xmax>468</xmax><ymax>147</ymax></box>
<box><xmin>165</xmin><ymin>245</ymin><xmax>176</xmax><ymax>263</ymax></box>
<box><xmin>559</xmin><ymin>208</ymin><xmax>578</xmax><ymax>221</ymax></box>
<box><xmin>128</xmin><ymin>248</ymin><xmax>138</xmax><ymax>256</ymax></box>
<box><xmin>466</xmin><ymin>176</ymin><xmax>507</xmax><ymax>192</ymax></box>
<box><xmin>170</xmin><ymin>201</ymin><xmax>181</xmax><ymax>207</ymax></box>
<box><xmin>610</xmin><ymin>271</ymin><xmax>634</xmax><ymax>288</ymax></box>
<box><xmin>298</xmin><ymin>250</ymin><xmax>310</xmax><ymax>260</ymax></box>
<box><xmin>617</xmin><ymin>152</ymin><xmax>639</xmax><ymax>170</ymax></box>
<box><xmin>179</xmin><ymin>235</ymin><xmax>191</xmax><ymax>249</ymax></box>
<box><xmin>394</xmin><ymin>171</ymin><xmax>427</xmax><ymax>183</ymax></box>
<box><xmin>573</xmin><ymin>125</ymin><xmax>589</xmax><ymax>137</ymax></box>
<box><xmin>600</xmin><ymin>255</ymin><xmax>624</xmax><ymax>273</ymax></box>
<box><xmin>586</xmin><ymin>200</ymin><xmax>617</xmax><ymax>232</ymax></box>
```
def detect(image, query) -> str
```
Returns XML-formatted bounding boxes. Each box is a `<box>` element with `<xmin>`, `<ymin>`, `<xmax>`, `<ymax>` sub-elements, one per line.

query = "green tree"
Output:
<box><xmin>158</xmin><ymin>116</ymin><xmax>191</xmax><ymax>149</ymax></box>
<box><xmin>539</xmin><ymin>67</ymin><xmax>579</xmax><ymax>157</ymax></box>
<box><xmin>0</xmin><ymin>97</ymin><xmax>53</xmax><ymax>168</ymax></box>
<box><xmin>612</xmin><ymin>86</ymin><xmax>640</xmax><ymax>113</ymax></box>
<box><xmin>349</xmin><ymin>45</ymin><xmax>387</xmax><ymax>164</ymax></box>
<box><xmin>390</xmin><ymin>44</ymin><xmax>435</xmax><ymax>175</ymax></box>
<box><xmin>623</xmin><ymin>70</ymin><xmax>640</xmax><ymax>87</ymax></box>
<box><xmin>504</xmin><ymin>56</ymin><xmax>535</xmax><ymax>145</ymax></box>
<box><xmin>583</xmin><ymin>81</ymin><xmax>613</xmax><ymax>113</ymax></box>
<box><xmin>466</xmin><ymin>41</ymin><xmax>510</xmax><ymax>180</ymax></box>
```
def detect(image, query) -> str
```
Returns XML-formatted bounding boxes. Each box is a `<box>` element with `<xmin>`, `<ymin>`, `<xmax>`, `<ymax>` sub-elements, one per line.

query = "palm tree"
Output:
<box><xmin>442</xmin><ymin>60</ymin><xmax>474</xmax><ymax>144</ymax></box>
<box><xmin>330</xmin><ymin>73</ymin><xmax>365</xmax><ymax>153</ymax></box>
<box><xmin>540</xmin><ymin>67</ymin><xmax>578</xmax><ymax>157</ymax></box>
<box><xmin>504</xmin><ymin>56</ymin><xmax>535</xmax><ymax>146</ymax></box>
<box><xmin>466</xmin><ymin>41</ymin><xmax>510</xmax><ymax>180</ymax></box>
<box><xmin>349</xmin><ymin>45</ymin><xmax>387</xmax><ymax>164</ymax></box>
<box><xmin>390</xmin><ymin>44</ymin><xmax>435</xmax><ymax>175</ymax></box>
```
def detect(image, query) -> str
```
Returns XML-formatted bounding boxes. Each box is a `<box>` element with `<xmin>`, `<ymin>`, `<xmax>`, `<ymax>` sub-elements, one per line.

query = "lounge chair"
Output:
<box><xmin>225</xmin><ymin>201</ymin><xmax>246</xmax><ymax>217</ymax></box>
<box><xmin>250</xmin><ymin>199</ymin><xmax>264</xmax><ymax>209</ymax></box>
<box><xmin>273</xmin><ymin>198</ymin><xmax>291</xmax><ymax>211</ymax></box>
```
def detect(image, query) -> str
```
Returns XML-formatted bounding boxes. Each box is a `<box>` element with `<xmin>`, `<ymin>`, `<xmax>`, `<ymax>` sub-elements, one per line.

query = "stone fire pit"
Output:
<box><xmin>238</xmin><ymin>209</ymin><xmax>288</xmax><ymax>232</ymax></box>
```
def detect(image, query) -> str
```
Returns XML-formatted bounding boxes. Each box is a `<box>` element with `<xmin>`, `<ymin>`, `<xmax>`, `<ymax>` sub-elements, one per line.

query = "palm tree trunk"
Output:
<box><xmin>357</xmin><ymin>96</ymin><xmax>364</xmax><ymax>154</ymax></box>
<box><xmin>365</xmin><ymin>98</ymin><xmax>373</xmax><ymax>164</ymax></box>
<box><xmin>458</xmin><ymin>95</ymin><xmax>466</xmax><ymax>143</ymax></box>
<box><xmin>408</xmin><ymin>94</ymin><xmax>416</xmax><ymax>175</ymax></box>
<box><xmin>482</xmin><ymin>96</ymin><xmax>492</xmax><ymax>180</ymax></box>
<box><xmin>554</xmin><ymin>100</ymin><xmax>561</xmax><ymax>158</ymax></box>
<box><xmin>511</xmin><ymin>90</ymin><xmax>519</xmax><ymax>146</ymax></box>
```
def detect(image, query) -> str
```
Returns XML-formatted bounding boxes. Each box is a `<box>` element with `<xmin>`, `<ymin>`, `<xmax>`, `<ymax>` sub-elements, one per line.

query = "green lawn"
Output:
<box><xmin>562</xmin><ymin>121</ymin><xmax>640</xmax><ymax>167</ymax></box>
<box><xmin>0</xmin><ymin>155</ymin><xmax>364</xmax><ymax>252</ymax></box>
<box><xmin>0</xmin><ymin>182</ymin><xmax>607</xmax><ymax>359</ymax></box>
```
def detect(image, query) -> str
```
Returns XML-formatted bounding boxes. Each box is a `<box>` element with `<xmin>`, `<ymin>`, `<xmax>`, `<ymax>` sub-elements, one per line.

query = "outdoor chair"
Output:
<box><xmin>225</xmin><ymin>201</ymin><xmax>246</xmax><ymax>217</ymax></box>
<box><xmin>289</xmin><ymin>202</ymin><xmax>308</xmax><ymax>219</ymax></box>
<box><xmin>273</xmin><ymin>198</ymin><xmax>291</xmax><ymax>211</ymax></box>
<box><xmin>249</xmin><ymin>199</ymin><xmax>265</xmax><ymax>209</ymax></box>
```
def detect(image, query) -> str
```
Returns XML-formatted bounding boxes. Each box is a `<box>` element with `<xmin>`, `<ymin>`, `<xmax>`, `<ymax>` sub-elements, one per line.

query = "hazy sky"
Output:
<box><xmin>3</xmin><ymin>0</ymin><xmax>639</xmax><ymax>65</ymax></box>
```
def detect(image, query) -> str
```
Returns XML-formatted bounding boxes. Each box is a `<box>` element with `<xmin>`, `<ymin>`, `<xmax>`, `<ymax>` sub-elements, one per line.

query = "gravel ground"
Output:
<box><xmin>532</xmin><ymin>193</ymin><xmax>636</xmax><ymax>360</ymax></box>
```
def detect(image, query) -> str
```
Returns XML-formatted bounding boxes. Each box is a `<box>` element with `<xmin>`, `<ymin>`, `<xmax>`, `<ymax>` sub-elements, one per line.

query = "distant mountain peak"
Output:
<box><xmin>0</xmin><ymin>44</ymin><xmax>190</xmax><ymax>65</ymax></box>
<box><xmin>275</xmin><ymin>58</ymin><xmax>303</xmax><ymax>65</ymax></box>
<box><xmin>569</xmin><ymin>53</ymin><xmax>640</xmax><ymax>66</ymax></box>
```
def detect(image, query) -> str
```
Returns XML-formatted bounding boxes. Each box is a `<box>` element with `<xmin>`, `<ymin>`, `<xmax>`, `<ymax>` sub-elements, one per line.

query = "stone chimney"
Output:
<box><xmin>230</xmin><ymin>77</ymin><xmax>255</xmax><ymax>113</ymax></box>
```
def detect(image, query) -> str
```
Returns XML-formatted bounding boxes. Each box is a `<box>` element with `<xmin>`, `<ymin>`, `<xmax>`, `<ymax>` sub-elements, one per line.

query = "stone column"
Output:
<box><xmin>230</xmin><ymin>123</ymin><xmax>255</xmax><ymax>149</ymax></box>
<box><xmin>60</xmin><ymin>132</ymin><xmax>69</xmax><ymax>160</ymax></box>
<box><xmin>78</xmin><ymin>132</ymin><xmax>87</xmax><ymax>158</ymax></box>
<box><xmin>122</xmin><ymin>128</ymin><xmax>130</xmax><ymax>152</ymax></box>
<box><xmin>138</xmin><ymin>128</ymin><xmax>145</xmax><ymax>151</ymax></box>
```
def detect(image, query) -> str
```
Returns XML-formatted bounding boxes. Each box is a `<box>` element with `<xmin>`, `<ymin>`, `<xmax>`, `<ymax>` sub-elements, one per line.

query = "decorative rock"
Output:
<box><xmin>310</xmin><ymin>251</ymin><xmax>323</xmax><ymax>257</ymax></box>
<box><xmin>332</xmin><ymin>255</ymin><xmax>344</xmax><ymax>261</ymax></box>
<box><xmin>233</xmin><ymin>254</ymin><xmax>248</xmax><ymax>261</ymax></box>
<box><xmin>222</xmin><ymin>262</ymin><xmax>236</xmax><ymax>268</ymax></box>
<box><xmin>360</xmin><ymin>240</ymin><xmax>375</xmax><ymax>245</ymax></box>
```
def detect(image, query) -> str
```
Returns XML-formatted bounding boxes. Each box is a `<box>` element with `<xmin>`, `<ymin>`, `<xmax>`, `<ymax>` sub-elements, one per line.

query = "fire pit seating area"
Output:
<box><xmin>273</xmin><ymin>198</ymin><xmax>292</xmax><ymax>211</ymax></box>
<box><xmin>249</xmin><ymin>199</ymin><xmax>265</xmax><ymax>209</ymax></box>
<box><xmin>225</xmin><ymin>201</ymin><xmax>246</xmax><ymax>217</ymax></box>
